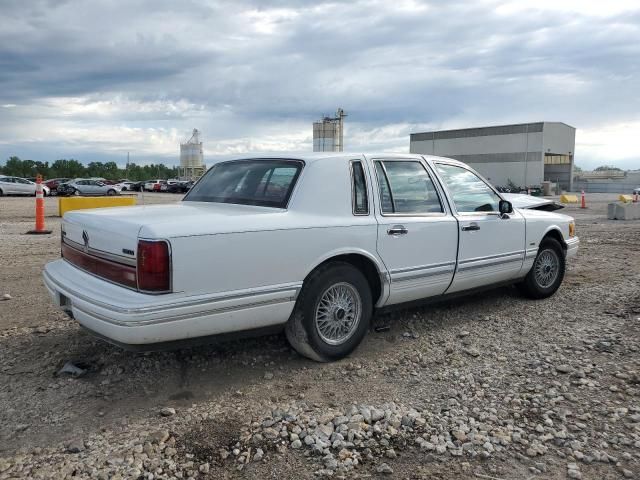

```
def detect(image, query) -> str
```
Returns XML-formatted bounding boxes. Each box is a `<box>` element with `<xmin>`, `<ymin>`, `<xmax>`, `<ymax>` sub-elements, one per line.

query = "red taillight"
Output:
<box><xmin>137</xmin><ymin>240</ymin><xmax>171</xmax><ymax>292</ymax></box>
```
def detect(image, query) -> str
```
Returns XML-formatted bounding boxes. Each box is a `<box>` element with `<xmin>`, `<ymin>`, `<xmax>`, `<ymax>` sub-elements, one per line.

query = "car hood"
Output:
<box><xmin>502</xmin><ymin>193</ymin><xmax>564</xmax><ymax>211</ymax></box>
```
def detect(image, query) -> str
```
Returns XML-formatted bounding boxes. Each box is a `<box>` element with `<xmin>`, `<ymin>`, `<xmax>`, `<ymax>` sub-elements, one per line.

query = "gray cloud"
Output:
<box><xmin>0</xmin><ymin>0</ymin><xmax>638</xmax><ymax>169</ymax></box>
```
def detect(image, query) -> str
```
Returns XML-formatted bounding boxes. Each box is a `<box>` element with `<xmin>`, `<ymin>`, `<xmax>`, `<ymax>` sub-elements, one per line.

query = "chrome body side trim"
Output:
<box><xmin>63</xmin><ymin>236</ymin><xmax>136</xmax><ymax>266</ymax></box>
<box><xmin>73</xmin><ymin>296</ymin><xmax>295</xmax><ymax>327</ymax></box>
<box><xmin>390</xmin><ymin>261</ymin><xmax>457</xmax><ymax>283</ymax></box>
<box><xmin>43</xmin><ymin>268</ymin><xmax>302</xmax><ymax>317</ymax></box>
<box><xmin>457</xmin><ymin>251</ymin><xmax>525</xmax><ymax>272</ymax></box>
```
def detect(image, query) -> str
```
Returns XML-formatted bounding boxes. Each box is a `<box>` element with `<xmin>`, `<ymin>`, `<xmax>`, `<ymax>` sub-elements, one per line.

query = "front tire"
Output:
<box><xmin>107</xmin><ymin>189</ymin><xmax>116</xmax><ymax>196</ymax></box>
<box><xmin>285</xmin><ymin>262</ymin><xmax>372</xmax><ymax>362</ymax></box>
<box><xmin>517</xmin><ymin>237</ymin><xmax>565</xmax><ymax>299</ymax></box>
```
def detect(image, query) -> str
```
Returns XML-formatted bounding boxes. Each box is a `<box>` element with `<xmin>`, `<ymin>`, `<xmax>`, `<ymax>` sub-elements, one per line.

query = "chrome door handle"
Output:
<box><xmin>461</xmin><ymin>223</ymin><xmax>480</xmax><ymax>231</ymax></box>
<box><xmin>387</xmin><ymin>226</ymin><xmax>408</xmax><ymax>235</ymax></box>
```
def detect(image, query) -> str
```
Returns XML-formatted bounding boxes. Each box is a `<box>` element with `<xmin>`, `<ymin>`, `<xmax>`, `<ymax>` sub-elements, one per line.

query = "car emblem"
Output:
<box><xmin>82</xmin><ymin>230</ymin><xmax>89</xmax><ymax>253</ymax></box>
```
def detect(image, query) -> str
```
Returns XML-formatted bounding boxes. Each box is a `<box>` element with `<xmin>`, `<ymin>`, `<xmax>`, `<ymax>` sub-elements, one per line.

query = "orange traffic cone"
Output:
<box><xmin>580</xmin><ymin>190</ymin><xmax>586</xmax><ymax>209</ymax></box>
<box><xmin>26</xmin><ymin>174</ymin><xmax>52</xmax><ymax>235</ymax></box>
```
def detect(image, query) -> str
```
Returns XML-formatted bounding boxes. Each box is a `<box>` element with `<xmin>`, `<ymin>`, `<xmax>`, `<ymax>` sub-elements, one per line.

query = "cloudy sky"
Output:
<box><xmin>0</xmin><ymin>0</ymin><xmax>639</xmax><ymax>169</ymax></box>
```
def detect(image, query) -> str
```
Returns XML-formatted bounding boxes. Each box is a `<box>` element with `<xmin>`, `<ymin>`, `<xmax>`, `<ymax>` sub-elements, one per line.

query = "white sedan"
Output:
<box><xmin>43</xmin><ymin>154</ymin><xmax>579</xmax><ymax>361</ymax></box>
<box><xmin>0</xmin><ymin>176</ymin><xmax>50</xmax><ymax>196</ymax></box>
<box><xmin>58</xmin><ymin>179</ymin><xmax>122</xmax><ymax>196</ymax></box>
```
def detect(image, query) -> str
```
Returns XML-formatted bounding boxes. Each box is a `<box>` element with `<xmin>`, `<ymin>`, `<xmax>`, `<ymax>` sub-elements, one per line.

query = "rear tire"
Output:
<box><xmin>285</xmin><ymin>262</ymin><xmax>372</xmax><ymax>362</ymax></box>
<box><xmin>517</xmin><ymin>237</ymin><xmax>565</xmax><ymax>299</ymax></box>
<box><xmin>0</xmin><ymin>188</ymin><xmax>4</xmax><ymax>196</ymax></box>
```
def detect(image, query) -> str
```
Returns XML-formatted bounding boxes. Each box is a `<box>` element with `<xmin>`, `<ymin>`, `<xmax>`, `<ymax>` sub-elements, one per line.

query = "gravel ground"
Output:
<box><xmin>0</xmin><ymin>192</ymin><xmax>639</xmax><ymax>479</ymax></box>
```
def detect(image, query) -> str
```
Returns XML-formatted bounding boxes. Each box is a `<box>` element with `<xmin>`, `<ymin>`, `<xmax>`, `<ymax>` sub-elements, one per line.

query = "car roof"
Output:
<box><xmin>209</xmin><ymin>152</ymin><xmax>466</xmax><ymax>166</ymax></box>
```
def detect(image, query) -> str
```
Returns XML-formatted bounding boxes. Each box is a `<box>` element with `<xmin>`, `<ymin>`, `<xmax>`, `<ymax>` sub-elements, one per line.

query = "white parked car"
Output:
<box><xmin>0</xmin><ymin>176</ymin><xmax>50</xmax><ymax>196</ymax></box>
<box><xmin>144</xmin><ymin>179</ymin><xmax>165</xmax><ymax>192</ymax></box>
<box><xmin>115</xmin><ymin>181</ymin><xmax>136</xmax><ymax>191</ymax></box>
<box><xmin>43</xmin><ymin>154</ymin><xmax>579</xmax><ymax>361</ymax></box>
<box><xmin>58</xmin><ymin>179</ymin><xmax>121</xmax><ymax>196</ymax></box>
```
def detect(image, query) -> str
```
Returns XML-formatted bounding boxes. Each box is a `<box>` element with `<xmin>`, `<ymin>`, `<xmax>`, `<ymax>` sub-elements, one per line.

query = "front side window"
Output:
<box><xmin>375</xmin><ymin>160</ymin><xmax>443</xmax><ymax>214</ymax></box>
<box><xmin>184</xmin><ymin>159</ymin><xmax>303</xmax><ymax>208</ymax></box>
<box><xmin>436</xmin><ymin>163</ymin><xmax>501</xmax><ymax>212</ymax></box>
<box><xmin>351</xmin><ymin>161</ymin><xmax>369</xmax><ymax>215</ymax></box>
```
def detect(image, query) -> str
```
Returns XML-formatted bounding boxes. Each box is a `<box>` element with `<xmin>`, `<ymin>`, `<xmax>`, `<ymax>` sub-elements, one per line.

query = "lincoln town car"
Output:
<box><xmin>43</xmin><ymin>154</ymin><xmax>579</xmax><ymax>361</ymax></box>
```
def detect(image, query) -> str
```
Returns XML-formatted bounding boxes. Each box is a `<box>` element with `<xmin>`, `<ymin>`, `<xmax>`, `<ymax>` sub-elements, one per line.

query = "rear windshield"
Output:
<box><xmin>184</xmin><ymin>159</ymin><xmax>303</xmax><ymax>208</ymax></box>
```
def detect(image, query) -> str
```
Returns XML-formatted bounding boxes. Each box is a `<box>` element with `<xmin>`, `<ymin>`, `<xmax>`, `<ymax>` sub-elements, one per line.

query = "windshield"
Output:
<box><xmin>184</xmin><ymin>159</ymin><xmax>303</xmax><ymax>208</ymax></box>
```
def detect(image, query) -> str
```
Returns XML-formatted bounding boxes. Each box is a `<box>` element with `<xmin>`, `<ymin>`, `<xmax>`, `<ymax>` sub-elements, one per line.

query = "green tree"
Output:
<box><xmin>3</xmin><ymin>155</ymin><xmax>180</xmax><ymax>181</ymax></box>
<box><xmin>49</xmin><ymin>159</ymin><xmax>87</xmax><ymax>179</ymax></box>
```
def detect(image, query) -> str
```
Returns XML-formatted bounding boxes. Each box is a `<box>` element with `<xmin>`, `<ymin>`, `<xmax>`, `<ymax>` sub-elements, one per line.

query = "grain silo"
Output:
<box><xmin>313</xmin><ymin>108</ymin><xmax>346</xmax><ymax>152</ymax></box>
<box><xmin>179</xmin><ymin>129</ymin><xmax>206</xmax><ymax>179</ymax></box>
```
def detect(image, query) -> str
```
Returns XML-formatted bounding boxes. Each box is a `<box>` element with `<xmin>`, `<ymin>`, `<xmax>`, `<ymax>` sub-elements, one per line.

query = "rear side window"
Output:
<box><xmin>375</xmin><ymin>160</ymin><xmax>443</xmax><ymax>214</ymax></box>
<box><xmin>185</xmin><ymin>159</ymin><xmax>303</xmax><ymax>208</ymax></box>
<box><xmin>351</xmin><ymin>161</ymin><xmax>369</xmax><ymax>215</ymax></box>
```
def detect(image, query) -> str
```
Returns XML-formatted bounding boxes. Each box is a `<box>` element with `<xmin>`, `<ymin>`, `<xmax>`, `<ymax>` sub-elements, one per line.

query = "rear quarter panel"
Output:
<box><xmin>169</xmin><ymin>223</ymin><xmax>380</xmax><ymax>296</ymax></box>
<box><xmin>167</xmin><ymin>155</ymin><xmax>384</xmax><ymax>297</ymax></box>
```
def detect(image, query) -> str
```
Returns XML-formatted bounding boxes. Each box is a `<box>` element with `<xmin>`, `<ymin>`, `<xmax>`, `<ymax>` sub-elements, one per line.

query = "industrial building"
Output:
<box><xmin>313</xmin><ymin>108</ymin><xmax>346</xmax><ymax>152</ymax></box>
<box><xmin>409</xmin><ymin>122</ymin><xmax>576</xmax><ymax>191</ymax></box>
<box><xmin>574</xmin><ymin>169</ymin><xmax>640</xmax><ymax>193</ymax></box>
<box><xmin>179</xmin><ymin>129</ymin><xmax>206</xmax><ymax>179</ymax></box>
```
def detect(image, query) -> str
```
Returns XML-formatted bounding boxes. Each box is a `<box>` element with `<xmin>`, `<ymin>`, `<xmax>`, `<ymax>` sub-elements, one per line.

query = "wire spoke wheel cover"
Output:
<box><xmin>314</xmin><ymin>282</ymin><xmax>362</xmax><ymax>346</ymax></box>
<box><xmin>534</xmin><ymin>249</ymin><xmax>560</xmax><ymax>288</ymax></box>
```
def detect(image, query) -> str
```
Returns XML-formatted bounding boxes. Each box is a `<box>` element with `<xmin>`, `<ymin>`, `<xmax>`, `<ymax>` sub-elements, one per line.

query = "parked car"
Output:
<box><xmin>57</xmin><ymin>179</ymin><xmax>121</xmax><ymax>196</ymax></box>
<box><xmin>115</xmin><ymin>181</ymin><xmax>137</xmax><ymax>191</ymax></box>
<box><xmin>144</xmin><ymin>179</ymin><xmax>165</xmax><ymax>192</ymax></box>
<box><xmin>130</xmin><ymin>181</ymin><xmax>145</xmax><ymax>192</ymax></box>
<box><xmin>43</xmin><ymin>154</ymin><xmax>579</xmax><ymax>361</ymax></box>
<box><xmin>0</xmin><ymin>176</ymin><xmax>50</xmax><ymax>196</ymax></box>
<box><xmin>633</xmin><ymin>187</ymin><xmax>640</xmax><ymax>195</ymax></box>
<box><xmin>167</xmin><ymin>181</ymin><xmax>194</xmax><ymax>193</ymax></box>
<box><xmin>44</xmin><ymin>178</ymin><xmax>71</xmax><ymax>195</ymax></box>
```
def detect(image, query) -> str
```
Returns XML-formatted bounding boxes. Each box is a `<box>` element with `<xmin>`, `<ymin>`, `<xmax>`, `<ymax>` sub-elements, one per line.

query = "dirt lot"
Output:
<box><xmin>0</xmin><ymin>193</ymin><xmax>639</xmax><ymax>479</ymax></box>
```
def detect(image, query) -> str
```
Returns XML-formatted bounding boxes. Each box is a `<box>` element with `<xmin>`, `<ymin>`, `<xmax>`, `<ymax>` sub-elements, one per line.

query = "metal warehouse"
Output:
<box><xmin>409</xmin><ymin>122</ymin><xmax>576</xmax><ymax>191</ymax></box>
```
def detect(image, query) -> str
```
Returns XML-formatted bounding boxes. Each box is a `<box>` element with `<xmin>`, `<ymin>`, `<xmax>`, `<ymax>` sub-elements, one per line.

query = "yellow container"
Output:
<box><xmin>619</xmin><ymin>194</ymin><xmax>633</xmax><ymax>203</ymax></box>
<box><xmin>58</xmin><ymin>196</ymin><xmax>137</xmax><ymax>216</ymax></box>
<box><xmin>560</xmin><ymin>194</ymin><xmax>578</xmax><ymax>204</ymax></box>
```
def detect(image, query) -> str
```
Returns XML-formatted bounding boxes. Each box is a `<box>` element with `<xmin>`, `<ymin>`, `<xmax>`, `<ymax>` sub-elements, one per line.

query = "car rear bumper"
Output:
<box><xmin>565</xmin><ymin>237</ymin><xmax>579</xmax><ymax>259</ymax></box>
<box><xmin>43</xmin><ymin>259</ymin><xmax>298</xmax><ymax>346</ymax></box>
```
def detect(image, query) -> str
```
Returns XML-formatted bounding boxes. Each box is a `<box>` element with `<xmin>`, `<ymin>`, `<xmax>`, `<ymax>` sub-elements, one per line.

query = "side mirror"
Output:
<box><xmin>499</xmin><ymin>199</ymin><xmax>513</xmax><ymax>215</ymax></box>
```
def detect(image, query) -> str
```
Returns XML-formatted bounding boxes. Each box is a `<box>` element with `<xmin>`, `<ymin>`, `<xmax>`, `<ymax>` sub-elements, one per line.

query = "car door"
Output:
<box><xmin>432</xmin><ymin>161</ymin><xmax>526</xmax><ymax>294</ymax></box>
<box><xmin>14</xmin><ymin>178</ymin><xmax>34</xmax><ymax>195</ymax></box>
<box><xmin>93</xmin><ymin>181</ymin><xmax>107</xmax><ymax>194</ymax></box>
<box><xmin>74</xmin><ymin>180</ymin><xmax>88</xmax><ymax>194</ymax></box>
<box><xmin>0</xmin><ymin>177</ymin><xmax>16</xmax><ymax>194</ymax></box>
<box><xmin>371</xmin><ymin>157</ymin><xmax>458</xmax><ymax>306</ymax></box>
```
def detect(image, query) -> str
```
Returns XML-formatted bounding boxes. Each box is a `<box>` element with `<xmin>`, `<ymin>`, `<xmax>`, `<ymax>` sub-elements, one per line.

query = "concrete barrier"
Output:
<box><xmin>58</xmin><ymin>196</ymin><xmax>137</xmax><ymax>216</ymax></box>
<box><xmin>608</xmin><ymin>202</ymin><xmax>640</xmax><ymax>220</ymax></box>
<box><xmin>560</xmin><ymin>194</ymin><xmax>578</xmax><ymax>204</ymax></box>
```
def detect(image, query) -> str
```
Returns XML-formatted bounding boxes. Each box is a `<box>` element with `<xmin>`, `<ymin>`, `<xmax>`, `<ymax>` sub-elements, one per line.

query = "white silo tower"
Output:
<box><xmin>313</xmin><ymin>108</ymin><xmax>346</xmax><ymax>152</ymax></box>
<box><xmin>179</xmin><ymin>129</ymin><xmax>206</xmax><ymax>179</ymax></box>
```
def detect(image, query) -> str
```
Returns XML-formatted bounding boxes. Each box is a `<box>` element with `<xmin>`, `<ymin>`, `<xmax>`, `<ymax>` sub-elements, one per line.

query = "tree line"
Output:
<box><xmin>0</xmin><ymin>156</ymin><xmax>180</xmax><ymax>181</ymax></box>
